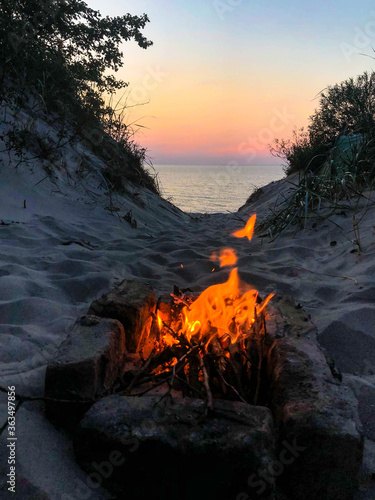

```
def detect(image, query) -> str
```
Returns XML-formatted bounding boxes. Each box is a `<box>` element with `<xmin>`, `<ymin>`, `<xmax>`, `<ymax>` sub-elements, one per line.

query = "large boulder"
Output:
<box><xmin>267</xmin><ymin>337</ymin><xmax>364</xmax><ymax>500</ymax></box>
<box><xmin>74</xmin><ymin>395</ymin><xmax>275</xmax><ymax>500</ymax></box>
<box><xmin>45</xmin><ymin>315</ymin><xmax>126</xmax><ymax>426</ymax></box>
<box><xmin>88</xmin><ymin>279</ymin><xmax>156</xmax><ymax>354</ymax></box>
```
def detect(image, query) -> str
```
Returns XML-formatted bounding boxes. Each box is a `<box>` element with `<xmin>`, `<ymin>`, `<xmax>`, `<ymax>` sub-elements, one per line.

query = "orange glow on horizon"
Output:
<box><xmin>118</xmin><ymin>70</ymin><xmax>311</xmax><ymax>163</ymax></box>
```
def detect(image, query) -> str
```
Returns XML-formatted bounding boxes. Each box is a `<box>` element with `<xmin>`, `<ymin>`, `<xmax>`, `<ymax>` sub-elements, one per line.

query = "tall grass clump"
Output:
<box><xmin>0</xmin><ymin>0</ymin><xmax>159</xmax><ymax>193</ymax></box>
<box><xmin>271</xmin><ymin>72</ymin><xmax>375</xmax><ymax>177</ymax></box>
<box><xmin>264</xmin><ymin>71</ymin><xmax>375</xmax><ymax>239</ymax></box>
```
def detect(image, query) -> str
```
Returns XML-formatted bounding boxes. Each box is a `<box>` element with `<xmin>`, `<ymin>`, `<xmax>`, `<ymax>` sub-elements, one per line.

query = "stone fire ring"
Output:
<box><xmin>44</xmin><ymin>280</ymin><xmax>364</xmax><ymax>500</ymax></box>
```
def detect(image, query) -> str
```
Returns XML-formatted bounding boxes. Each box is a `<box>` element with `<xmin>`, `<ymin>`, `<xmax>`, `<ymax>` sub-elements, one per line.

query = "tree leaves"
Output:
<box><xmin>0</xmin><ymin>0</ymin><xmax>152</xmax><ymax>117</ymax></box>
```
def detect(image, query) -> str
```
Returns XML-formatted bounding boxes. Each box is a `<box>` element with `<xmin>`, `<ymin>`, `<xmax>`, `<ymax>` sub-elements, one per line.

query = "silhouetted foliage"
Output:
<box><xmin>309</xmin><ymin>72</ymin><xmax>375</xmax><ymax>146</ymax></box>
<box><xmin>0</xmin><ymin>0</ymin><xmax>152</xmax><ymax>115</ymax></box>
<box><xmin>0</xmin><ymin>0</ymin><xmax>158</xmax><ymax>193</ymax></box>
<box><xmin>263</xmin><ymin>72</ymin><xmax>375</xmax><ymax>239</ymax></box>
<box><xmin>271</xmin><ymin>72</ymin><xmax>375</xmax><ymax>176</ymax></box>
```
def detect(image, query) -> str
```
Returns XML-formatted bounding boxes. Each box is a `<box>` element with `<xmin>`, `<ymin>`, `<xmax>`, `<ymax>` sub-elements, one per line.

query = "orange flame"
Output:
<box><xmin>232</xmin><ymin>214</ymin><xmax>256</xmax><ymax>241</ymax></box>
<box><xmin>180</xmin><ymin>268</ymin><xmax>274</xmax><ymax>344</ymax></box>
<box><xmin>210</xmin><ymin>248</ymin><xmax>238</xmax><ymax>267</ymax></box>
<box><xmin>156</xmin><ymin>311</ymin><xmax>178</xmax><ymax>346</ymax></box>
<box><xmin>155</xmin><ymin>212</ymin><xmax>273</xmax><ymax>349</ymax></box>
<box><xmin>163</xmin><ymin>333</ymin><xmax>178</xmax><ymax>346</ymax></box>
<box><xmin>157</xmin><ymin>310</ymin><xmax>163</xmax><ymax>330</ymax></box>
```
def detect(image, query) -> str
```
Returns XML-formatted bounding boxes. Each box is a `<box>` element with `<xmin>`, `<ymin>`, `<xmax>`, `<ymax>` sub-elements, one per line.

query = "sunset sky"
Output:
<box><xmin>89</xmin><ymin>0</ymin><xmax>375</xmax><ymax>165</ymax></box>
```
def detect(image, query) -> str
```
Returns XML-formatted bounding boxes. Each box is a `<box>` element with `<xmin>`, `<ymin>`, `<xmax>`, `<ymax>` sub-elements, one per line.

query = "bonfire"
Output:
<box><xmin>122</xmin><ymin>214</ymin><xmax>274</xmax><ymax>409</ymax></box>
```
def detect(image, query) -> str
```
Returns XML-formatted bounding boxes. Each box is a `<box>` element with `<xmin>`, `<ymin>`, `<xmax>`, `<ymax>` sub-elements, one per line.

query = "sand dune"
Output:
<box><xmin>1</xmin><ymin>160</ymin><xmax>374</xmax><ymax>402</ymax></box>
<box><xmin>1</xmin><ymin>148</ymin><xmax>375</xmax><ymax>497</ymax></box>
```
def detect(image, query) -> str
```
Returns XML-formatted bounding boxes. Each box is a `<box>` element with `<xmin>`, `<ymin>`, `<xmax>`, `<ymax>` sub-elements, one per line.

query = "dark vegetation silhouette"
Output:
<box><xmin>271</xmin><ymin>71</ymin><xmax>375</xmax><ymax>179</ymax></box>
<box><xmin>261</xmin><ymin>72</ymin><xmax>375</xmax><ymax>239</ymax></box>
<box><xmin>0</xmin><ymin>0</ymin><xmax>158</xmax><ymax>193</ymax></box>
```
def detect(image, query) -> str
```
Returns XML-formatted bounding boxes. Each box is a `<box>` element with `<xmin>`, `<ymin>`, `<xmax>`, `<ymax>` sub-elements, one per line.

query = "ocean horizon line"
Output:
<box><xmin>152</xmin><ymin>163</ymin><xmax>283</xmax><ymax>168</ymax></box>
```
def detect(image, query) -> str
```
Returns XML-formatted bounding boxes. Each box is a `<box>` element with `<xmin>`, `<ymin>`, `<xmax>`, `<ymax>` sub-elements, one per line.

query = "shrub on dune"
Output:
<box><xmin>0</xmin><ymin>0</ymin><xmax>158</xmax><ymax>193</ymax></box>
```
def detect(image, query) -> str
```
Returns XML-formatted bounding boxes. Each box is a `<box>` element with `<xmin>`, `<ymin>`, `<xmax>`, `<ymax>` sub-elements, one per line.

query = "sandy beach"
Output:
<box><xmin>0</xmin><ymin>125</ymin><xmax>374</xmax><ymax>498</ymax></box>
<box><xmin>2</xmin><ymin>0</ymin><xmax>375</xmax><ymax>497</ymax></box>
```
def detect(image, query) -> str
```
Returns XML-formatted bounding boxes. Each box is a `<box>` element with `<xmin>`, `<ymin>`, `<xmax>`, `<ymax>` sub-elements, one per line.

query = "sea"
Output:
<box><xmin>153</xmin><ymin>164</ymin><xmax>285</xmax><ymax>214</ymax></box>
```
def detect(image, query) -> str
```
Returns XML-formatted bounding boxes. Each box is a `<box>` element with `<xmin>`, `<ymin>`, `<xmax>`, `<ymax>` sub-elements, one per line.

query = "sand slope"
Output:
<box><xmin>0</xmin><ymin>110</ymin><xmax>374</xmax><ymax>497</ymax></box>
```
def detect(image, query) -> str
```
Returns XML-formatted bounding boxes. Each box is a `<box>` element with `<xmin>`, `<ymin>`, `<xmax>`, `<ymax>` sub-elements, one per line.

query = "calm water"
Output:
<box><xmin>154</xmin><ymin>164</ymin><xmax>284</xmax><ymax>213</ymax></box>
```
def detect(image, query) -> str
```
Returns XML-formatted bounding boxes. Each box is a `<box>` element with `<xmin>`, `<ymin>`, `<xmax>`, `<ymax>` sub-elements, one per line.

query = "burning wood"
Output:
<box><xmin>115</xmin><ymin>215</ymin><xmax>275</xmax><ymax>408</ymax></box>
<box><xmin>120</xmin><ymin>272</ymin><xmax>273</xmax><ymax>407</ymax></box>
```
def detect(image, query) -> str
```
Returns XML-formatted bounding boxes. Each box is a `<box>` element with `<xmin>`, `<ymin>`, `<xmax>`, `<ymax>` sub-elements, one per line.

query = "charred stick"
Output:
<box><xmin>130</xmin><ymin>344</ymin><xmax>199</xmax><ymax>391</ymax></box>
<box><xmin>170</xmin><ymin>293</ymin><xmax>191</xmax><ymax>308</ymax></box>
<box><xmin>171</xmin><ymin>344</ymin><xmax>200</xmax><ymax>387</ymax></box>
<box><xmin>217</xmin><ymin>371</ymin><xmax>248</xmax><ymax>404</ymax></box>
<box><xmin>240</xmin><ymin>350</ymin><xmax>253</xmax><ymax>366</ymax></box>
<box><xmin>253</xmin><ymin>335</ymin><xmax>264</xmax><ymax>405</ymax></box>
<box><xmin>131</xmin><ymin>346</ymin><xmax>201</xmax><ymax>397</ymax></box>
<box><xmin>197</xmin><ymin>353</ymin><xmax>214</xmax><ymax>411</ymax></box>
<box><xmin>128</xmin><ymin>369</ymin><xmax>172</xmax><ymax>387</ymax></box>
<box><xmin>188</xmin><ymin>354</ymin><xmax>201</xmax><ymax>395</ymax></box>
<box><xmin>125</xmin><ymin>345</ymin><xmax>159</xmax><ymax>394</ymax></box>
<box><xmin>119</xmin><ymin>368</ymin><xmax>175</xmax><ymax>396</ymax></box>
<box><xmin>253</xmin><ymin>313</ymin><xmax>267</xmax><ymax>404</ymax></box>
<box><xmin>174</xmin><ymin>375</ymin><xmax>202</xmax><ymax>396</ymax></box>
<box><xmin>210</xmin><ymin>337</ymin><xmax>224</xmax><ymax>357</ymax></box>
<box><xmin>148</xmin><ymin>345</ymin><xmax>184</xmax><ymax>371</ymax></box>
<box><xmin>152</xmin><ymin>312</ymin><xmax>191</xmax><ymax>348</ymax></box>
<box><xmin>176</xmin><ymin>343</ymin><xmax>200</xmax><ymax>365</ymax></box>
<box><xmin>227</xmin><ymin>343</ymin><xmax>245</xmax><ymax>396</ymax></box>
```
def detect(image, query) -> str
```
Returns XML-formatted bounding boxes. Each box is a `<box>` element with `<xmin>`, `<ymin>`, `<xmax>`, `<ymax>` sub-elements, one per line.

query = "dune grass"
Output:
<box><xmin>262</xmin><ymin>132</ymin><xmax>375</xmax><ymax>240</ymax></box>
<box><xmin>264</xmin><ymin>71</ymin><xmax>375</xmax><ymax>240</ymax></box>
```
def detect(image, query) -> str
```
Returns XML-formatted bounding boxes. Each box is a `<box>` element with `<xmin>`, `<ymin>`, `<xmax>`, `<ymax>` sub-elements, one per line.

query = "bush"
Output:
<box><xmin>309</xmin><ymin>72</ymin><xmax>375</xmax><ymax>146</ymax></box>
<box><xmin>263</xmin><ymin>72</ymin><xmax>375</xmax><ymax>239</ymax></box>
<box><xmin>0</xmin><ymin>0</ymin><xmax>159</xmax><ymax>193</ymax></box>
<box><xmin>271</xmin><ymin>71</ymin><xmax>375</xmax><ymax>176</ymax></box>
<box><xmin>270</xmin><ymin>128</ymin><xmax>329</xmax><ymax>176</ymax></box>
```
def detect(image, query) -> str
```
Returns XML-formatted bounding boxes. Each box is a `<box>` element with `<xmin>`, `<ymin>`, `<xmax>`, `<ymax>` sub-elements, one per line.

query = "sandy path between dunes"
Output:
<box><xmin>1</xmin><ymin>174</ymin><xmax>374</xmax><ymax>394</ymax></box>
<box><xmin>0</xmin><ymin>167</ymin><xmax>375</xmax><ymax>498</ymax></box>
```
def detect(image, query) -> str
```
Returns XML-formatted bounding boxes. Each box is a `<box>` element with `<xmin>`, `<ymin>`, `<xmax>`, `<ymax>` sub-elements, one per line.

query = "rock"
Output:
<box><xmin>267</xmin><ymin>337</ymin><xmax>364</xmax><ymax>500</ymax></box>
<box><xmin>354</xmin><ymin>439</ymin><xmax>375</xmax><ymax>500</ymax></box>
<box><xmin>343</xmin><ymin>374</ymin><xmax>375</xmax><ymax>441</ymax></box>
<box><xmin>45</xmin><ymin>315</ymin><xmax>126</xmax><ymax>426</ymax></box>
<box><xmin>88</xmin><ymin>279</ymin><xmax>156</xmax><ymax>354</ymax></box>
<box><xmin>156</xmin><ymin>292</ymin><xmax>179</xmax><ymax>321</ymax></box>
<box><xmin>74</xmin><ymin>395</ymin><xmax>275</xmax><ymax>500</ymax></box>
<box><xmin>265</xmin><ymin>295</ymin><xmax>317</xmax><ymax>347</ymax></box>
<box><xmin>319</xmin><ymin>320</ymin><xmax>375</xmax><ymax>374</ymax></box>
